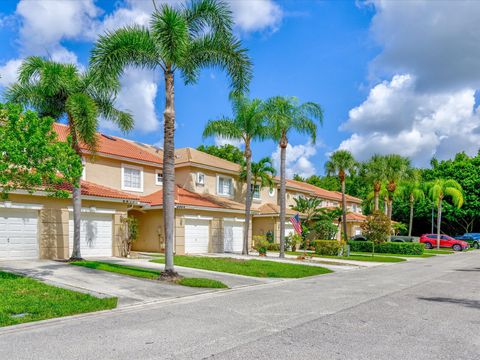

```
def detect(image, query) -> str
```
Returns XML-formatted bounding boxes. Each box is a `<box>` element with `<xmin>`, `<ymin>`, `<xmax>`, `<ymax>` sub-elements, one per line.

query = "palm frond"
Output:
<box><xmin>65</xmin><ymin>93</ymin><xmax>99</xmax><ymax>152</ymax></box>
<box><xmin>202</xmin><ymin>118</ymin><xmax>242</xmax><ymax>140</ymax></box>
<box><xmin>183</xmin><ymin>0</ymin><xmax>233</xmax><ymax>36</ymax></box>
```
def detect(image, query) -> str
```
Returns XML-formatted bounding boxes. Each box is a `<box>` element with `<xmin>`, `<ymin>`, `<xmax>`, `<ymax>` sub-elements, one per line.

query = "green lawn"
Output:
<box><xmin>151</xmin><ymin>256</ymin><xmax>332</xmax><ymax>278</ymax></box>
<box><xmin>286</xmin><ymin>251</ymin><xmax>406</xmax><ymax>263</ymax></box>
<box><xmin>71</xmin><ymin>261</ymin><xmax>228</xmax><ymax>288</ymax></box>
<box><xmin>424</xmin><ymin>249</ymin><xmax>454</xmax><ymax>254</ymax></box>
<box><xmin>0</xmin><ymin>271</ymin><xmax>117</xmax><ymax>327</ymax></box>
<box><xmin>350</xmin><ymin>252</ymin><xmax>435</xmax><ymax>258</ymax></box>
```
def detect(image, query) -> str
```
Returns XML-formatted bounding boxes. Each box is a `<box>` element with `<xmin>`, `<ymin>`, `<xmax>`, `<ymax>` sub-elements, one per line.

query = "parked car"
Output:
<box><xmin>455</xmin><ymin>234</ymin><xmax>480</xmax><ymax>249</ymax></box>
<box><xmin>419</xmin><ymin>234</ymin><xmax>469</xmax><ymax>251</ymax></box>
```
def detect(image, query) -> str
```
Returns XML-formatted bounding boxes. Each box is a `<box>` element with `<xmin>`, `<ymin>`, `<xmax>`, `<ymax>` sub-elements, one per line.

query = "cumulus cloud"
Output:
<box><xmin>338</xmin><ymin>75</ymin><xmax>480</xmax><ymax>166</ymax></box>
<box><xmin>228</xmin><ymin>0</ymin><xmax>283</xmax><ymax>33</ymax></box>
<box><xmin>0</xmin><ymin>59</ymin><xmax>22</xmax><ymax>87</ymax></box>
<box><xmin>272</xmin><ymin>143</ymin><xmax>317</xmax><ymax>178</ymax></box>
<box><xmin>214</xmin><ymin>136</ymin><xmax>243</xmax><ymax>148</ymax></box>
<box><xmin>369</xmin><ymin>0</ymin><xmax>480</xmax><ymax>91</ymax></box>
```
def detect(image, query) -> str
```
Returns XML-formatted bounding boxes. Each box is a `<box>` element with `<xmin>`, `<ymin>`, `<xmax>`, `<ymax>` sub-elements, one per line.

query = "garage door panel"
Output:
<box><xmin>0</xmin><ymin>209</ymin><xmax>39</xmax><ymax>259</ymax></box>
<box><xmin>185</xmin><ymin>219</ymin><xmax>209</xmax><ymax>254</ymax></box>
<box><xmin>224</xmin><ymin>221</ymin><xmax>243</xmax><ymax>253</ymax></box>
<box><xmin>69</xmin><ymin>213</ymin><xmax>113</xmax><ymax>257</ymax></box>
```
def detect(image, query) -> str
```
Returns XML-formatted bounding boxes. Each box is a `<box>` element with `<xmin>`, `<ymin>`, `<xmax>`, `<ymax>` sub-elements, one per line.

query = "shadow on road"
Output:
<box><xmin>418</xmin><ymin>297</ymin><xmax>480</xmax><ymax>309</ymax></box>
<box><xmin>454</xmin><ymin>267</ymin><xmax>480</xmax><ymax>272</ymax></box>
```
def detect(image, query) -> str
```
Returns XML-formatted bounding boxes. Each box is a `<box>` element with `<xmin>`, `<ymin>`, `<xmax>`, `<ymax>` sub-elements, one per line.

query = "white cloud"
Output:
<box><xmin>102</xmin><ymin>68</ymin><xmax>160</xmax><ymax>133</ymax></box>
<box><xmin>0</xmin><ymin>59</ymin><xmax>22</xmax><ymax>87</ymax></box>
<box><xmin>228</xmin><ymin>0</ymin><xmax>283</xmax><ymax>33</ymax></box>
<box><xmin>272</xmin><ymin>143</ymin><xmax>317</xmax><ymax>178</ymax></box>
<box><xmin>338</xmin><ymin>75</ymin><xmax>480</xmax><ymax>166</ymax></box>
<box><xmin>214</xmin><ymin>135</ymin><xmax>243</xmax><ymax>148</ymax></box>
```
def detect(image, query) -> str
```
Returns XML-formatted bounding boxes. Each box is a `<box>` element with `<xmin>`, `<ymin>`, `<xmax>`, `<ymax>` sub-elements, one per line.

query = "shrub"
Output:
<box><xmin>348</xmin><ymin>240</ymin><xmax>424</xmax><ymax>255</ymax></box>
<box><xmin>266</xmin><ymin>230</ymin><xmax>274</xmax><ymax>244</ymax></box>
<box><xmin>253</xmin><ymin>235</ymin><xmax>269</xmax><ymax>255</ymax></box>
<box><xmin>361</xmin><ymin>212</ymin><xmax>390</xmax><ymax>244</ymax></box>
<box><xmin>286</xmin><ymin>233</ymin><xmax>301</xmax><ymax>251</ymax></box>
<box><xmin>266</xmin><ymin>243</ymin><xmax>280</xmax><ymax>251</ymax></box>
<box><xmin>314</xmin><ymin>240</ymin><xmax>342</xmax><ymax>256</ymax></box>
<box><xmin>312</xmin><ymin>220</ymin><xmax>338</xmax><ymax>240</ymax></box>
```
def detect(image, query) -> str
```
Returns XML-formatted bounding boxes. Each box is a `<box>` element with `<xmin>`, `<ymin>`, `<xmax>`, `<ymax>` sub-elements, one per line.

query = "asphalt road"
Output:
<box><xmin>1</xmin><ymin>252</ymin><xmax>479</xmax><ymax>360</ymax></box>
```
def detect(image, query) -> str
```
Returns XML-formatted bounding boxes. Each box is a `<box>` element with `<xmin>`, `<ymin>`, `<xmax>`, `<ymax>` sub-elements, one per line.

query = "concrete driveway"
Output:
<box><xmin>0</xmin><ymin>257</ymin><xmax>282</xmax><ymax>307</ymax></box>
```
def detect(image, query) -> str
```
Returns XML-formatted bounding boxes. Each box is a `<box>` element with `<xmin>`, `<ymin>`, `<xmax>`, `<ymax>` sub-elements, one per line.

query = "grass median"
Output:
<box><xmin>71</xmin><ymin>261</ymin><xmax>228</xmax><ymax>288</ymax></box>
<box><xmin>151</xmin><ymin>256</ymin><xmax>332</xmax><ymax>278</ymax></box>
<box><xmin>285</xmin><ymin>251</ymin><xmax>406</xmax><ymax>263</ymax></box>
<box><xmin>0</xmin><ymin>271</ymin><xmax>117</xmax><ymax>327</ymax></box>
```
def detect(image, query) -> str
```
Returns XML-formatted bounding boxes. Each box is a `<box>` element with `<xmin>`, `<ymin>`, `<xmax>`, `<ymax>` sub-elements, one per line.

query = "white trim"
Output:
<box><xmin>155</xmin><ymin>169</ymin><xmax>163</xmax><ymax>185</ymax></box>
<box><xmin>145</xmin><ymin>204</ymin><xmax>247</xmax><ymax>214</ymax></box>
<box><xmin>196</xmin><ymin>172</ymin><xmax>205</xmax><ymax>186</ymax></box>
<box><xmin>67</xmin><ymin>206</ymin><xmax>116</xmax><ymax>214</ymax></box>
<box><xmin>183</xmin><ymin>215</ymin><xmax>213</xmax><ymax>221</ymax></box>
<box><xmin>81</xmin><ymin>157</ymin><xmax>87</xmax><ymax>181</ymax></box>
<box><xmin>223</xmin><ymin>217</ymin><xmax>245</xmax><ymax>223</ymax></box>
<box><xmin>251</xmin><ymin>184</ymin><xmax>261</xmax><ymax>200</ymax></box>
<box><xmin>121</xmin><ymin>163</ymin><xmax>144</xmax><ymax>192</ymax></box>
<box><xmin>0</xmin><ymin>202</ymin><xmax>43</xmax><ymax>210</ymax></box>
<box><xmin>216</xmin><ymin>174</ymin><xmax>234</xmax><ymax>197</ymax></box>
<box><xmin>268</xmin><ymin>187</ymin><xmax>275</xmax><ymax>197</ymax></box>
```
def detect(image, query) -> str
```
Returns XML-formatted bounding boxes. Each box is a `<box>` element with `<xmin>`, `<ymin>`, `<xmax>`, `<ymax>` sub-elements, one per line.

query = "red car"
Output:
<box><xmin>419</xmin><ymin>234</ymin><xmax>469</xmax><ymax>251</ymax></box>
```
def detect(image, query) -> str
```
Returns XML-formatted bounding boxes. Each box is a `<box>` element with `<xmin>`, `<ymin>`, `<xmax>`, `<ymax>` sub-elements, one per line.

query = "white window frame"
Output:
<box><xmin>269</xmin><ymin>187</ymin><xmax>275</xmax><ymax>197</ymax></box>
<box><xmin>155</xmin><ymin>169</ymin><xmax>163</xmax><ymax>185</ymax></box>
<box><xmin>121</xmin><ymin>163</ymin><xmax>144</xmax><ymax>192</ymax></box>
<box><xmin>251</xmin><ymin>184</ymin><xmax>261</xmax><ymax>200</ymax></box>
<box><xmin>196</xmin><ymin>172</ymin><xmax>205</xmax><ymax>186</ymax></box>
<box><xmin>216</xmin><ymin>175</ymin><xmax>233</xmax><ymax>197</ymax></box>
<box><xmin>81</xmin><ymin>157</ymin><xmax>86</xmax><ymax>181</ymax></box>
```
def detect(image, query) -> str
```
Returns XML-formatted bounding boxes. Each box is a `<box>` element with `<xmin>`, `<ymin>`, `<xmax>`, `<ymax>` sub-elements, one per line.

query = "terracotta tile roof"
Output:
<box><xmin>346</xmin><ymin>212</ymin><xmax>368</xmax><ymax>222</ymax></box>
<box><xmin>284</xmin><ymin>179</ymin><xmax>363</xmax><ymax>204</ymax></box>
<box><xmin>58</xmin><ymin>181</ymin><xmax>140</xmax><ymax>201</ymax></box>
<box><xmin>175</xmin><ymin>148</ymin><xmax>241</xmax><ymax>172</ymax></box>
<box><xmin>53</xmin><ymin>123</ymin><xmax>163</xmax><ymax>165</ymax></box>
<box><xmin>141</xmin><ymin>186</ymin><xmax>223</xmax><ymax>208</ymax></box>
<box><xmin>254</xmin><ymin>203</ymin><xmax>298</xmax><ymax>217</ymax></box>
<box><xmin>200</xmin><ymin>194</ymin><xmax>246</xmax><ymax>211</ymax></box>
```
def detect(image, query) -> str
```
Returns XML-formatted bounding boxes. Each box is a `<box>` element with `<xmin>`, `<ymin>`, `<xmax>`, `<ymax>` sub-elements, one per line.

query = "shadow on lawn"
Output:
<box><xmin>418</xmin><ymin>297</ymin><xmax>480</xmax><ymax>310</ymax></box>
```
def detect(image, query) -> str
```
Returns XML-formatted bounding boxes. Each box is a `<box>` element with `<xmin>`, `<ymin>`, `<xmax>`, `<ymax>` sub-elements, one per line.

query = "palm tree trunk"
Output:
<box><xmin>341</xmin><ymin>177</ymin><xmax>348</xmax><ymax>244</ymax></box>
<box><xmin>162</xmin><ymin>69</ymin><xmax>177</xmax><ymax>276</ymax></box>
<box><xmin>436</xmin><ymin>199</ymin><xmax>442</xmax><ymax>250</ymax></box>
<box><xmin>243</xmin><ymin>142</ymin><xmax>252</xmax><ymax>255</ymax></box>
<box><xmin>68</xmin><ymin>118</ymin><xmax>82</xmax><ymax>261</ymax></box>
<box><xmin>373</xmin><ymin>182</ymin><xmax>380</xmax><ymax>211</ymax></box>
<box><xmin>408</xmin><ymin>197</ymin><xmax>414</xmax><ymax>237</ymax></box>
<box><xmin>387</xmin><ymin>197</ymin><xmax>393</xmax><ymax>220</ymax></box>
<box><xmin>279</xmin><ymin>136</ymin><xmax>287</xmax><ymax>258</ymax></box>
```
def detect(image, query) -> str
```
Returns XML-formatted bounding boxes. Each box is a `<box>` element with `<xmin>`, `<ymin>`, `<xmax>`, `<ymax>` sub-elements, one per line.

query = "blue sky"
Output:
<box><xmin>1</xmin><ymin>1</ymin><xmax>480</xmax><ymax>176</ymax></box>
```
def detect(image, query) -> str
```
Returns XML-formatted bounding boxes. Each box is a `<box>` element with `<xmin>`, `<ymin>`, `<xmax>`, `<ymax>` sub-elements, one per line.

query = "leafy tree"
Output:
<box><xmin>428</xmin><ymin>179</ymin><xmax>464</xmax><ymax>249</ymax></box>
<box><xmin>383</xmin><ymin>154</ymin><xmax>411</xmax><ymax>220</ymax></box>
<box><xmin>361</xmin><ymin>212</ymin><xmax>391</xmax><ymax>255</ymax></box>
<box><xmin>363</xmin><ymin>155</ymin><xmax>387</xmax><ymax>211</ymax></box>
<box><xmin>0</xmin><ymin>104</ymin><xmax>82</xmax><ymax>199</ymax></box>
<box><xmin>5</xmin><ymin>56</ymin><xmax>132</xmax><ymax>260</ymax></box>
<box><xmin>203</xmin><ymin>95</ymin><xmax>268</xmax><ymax>254</ymax></box>
<box><xmin>325</xmin><ymin>149</ymin><xmax>357</xmax><ymax>243</ymax></box>
<box><xmin>91</xmin><ymin>0</ymin><xmax>252</xmax><ymax>276</ymax></box>
<box><xmin>197</xmin><ymin>144</ymin><xmax>244</xmax><ymax>164</ymax></box>
<box><xmin>264</xmin><ymin>96</ymin><xmax>323</xmax><ymax>258</ymax></box>
<box><xmin>396</xmin><ymin>177</ymin><xmax>425</xmax><ymax>236</ymax></box>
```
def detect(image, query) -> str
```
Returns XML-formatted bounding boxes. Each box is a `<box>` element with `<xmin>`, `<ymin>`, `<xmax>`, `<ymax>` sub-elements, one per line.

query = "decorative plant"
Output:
<box><xmin>253</xmin><ymin>235</ymin><xmax>269</xmax><ymax>256</ymax></box>
<box><xmin>121</xmin><ymin>216</ymin><xmax>139</xmax><ymax>257</ymax></box>
<box><xmin>361</xmin><ymin>211</ymin><xmax>391</xmax><ymax>256</ymax></box>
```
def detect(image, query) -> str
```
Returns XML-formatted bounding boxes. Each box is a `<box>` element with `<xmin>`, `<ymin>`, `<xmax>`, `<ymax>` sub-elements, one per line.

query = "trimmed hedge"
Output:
<box><xmin>314</xmin><ymin>240</ymin><xmax>342</xmax><ymax>256</ymax></box>
<box><xmin>348</xmin><ymin>241</ymin><xmax>424</xmax><ymax>255</ymax></box>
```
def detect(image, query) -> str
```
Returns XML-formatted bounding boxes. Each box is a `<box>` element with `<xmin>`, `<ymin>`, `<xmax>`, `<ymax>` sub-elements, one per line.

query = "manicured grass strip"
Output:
<box><xmin>71</xmin><ymin>261</ymin><xmax>227</xmax><ymax>288</ymax></box>
<box><xmin>424</xmin><ymin>249</ymin><xmax>454</xmax><ymax>254</ymax></box>
<box><xmin>152</xmin><ymin>256</ymin><xmax>332</xmax><ymax>278</ymax></box>
<box><xmin>0</xmin><ymin>271</ymin><xmax>117</xmax><ymax>327</ymax></box>
<box><xmin>177</xmin><ymin>278</ymin><xmax>228</xmax><ymax>288</ymax></box>
<box><xmin>350</xmin><ymin>252</ymin><xmax>435</xmax><ymax>258</ymax></box>
<box><xmin>72</xmin><ymin>261</ymin><xmax>160</xmax><ymax>279</ymax></box>
<box><xmin>286</xmin><ymin>252</ymin><xmax>406</xmax><ymax>263</ymax></box>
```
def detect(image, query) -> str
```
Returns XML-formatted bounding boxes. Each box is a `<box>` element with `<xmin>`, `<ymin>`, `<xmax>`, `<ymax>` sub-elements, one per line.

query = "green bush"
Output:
<box><xmin>348</xmin><ymin>240</ymin><xmax>373</xmax><ymax>252</ymax></box>
<box><xmin>253</xmin><ymin>235</ymin><xmax>269</xmax><ymax>255</ymax></box>
<box><xmin>361</xmin><ymin>212</ymin><xmax>390</xmax><ymax>244</ymax></box>
<box><xmin>314</xmin><ymin>240</ymin><xmax>342</xmax><ymax>256</ymax></box>
<box><xmin>348</xmin><ymin>240</ymin><xmax>424</xmax><ymax>255</ymax></box>
<box><xmin>266</xmin><ymin>243</ymin><xmax>280</xmax><ymax>251</ymax></box>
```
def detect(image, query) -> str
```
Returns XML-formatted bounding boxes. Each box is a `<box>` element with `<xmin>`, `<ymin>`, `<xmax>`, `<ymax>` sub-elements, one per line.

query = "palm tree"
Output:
<box><xmin>363</xmin><ymin>155</ymin><xmax>386</xmax><ymax>211</ymax></box>
<box><xmin>397</xmin><ymin>177</ymin><xmax>424</xmax><ymax>237</ymax></box>
<box><xmin>383</xmin><ymin>154</ymin><xmax>411</xmax><ymax>220</ymax></box>
<box><xmin>325</xmin><ymin>150</ymin><xmax>357</xmax><ymax>243</ymax></box>
<box><xmin>264</xmin><ymin>96</ymin><xmax>323</xmax><ymax>258</ymax></box>
<box><xmin>428</xmin><ymin>179</ymin><xmax>464</xmax><ymax>249</ymax></box>
<box><xmin>203</xmin><ymin>96</ymin><xmax>268</xmax><ymax>255</ymax></box>
<box><xmin>91</xmin><ymin>0</ymin><xmax>251</xmax><ymax>276</ymax></box>
<box><xmin>5</xmin><ymin>56</ymin><xmax>133</xmax><ymax>260</ymax></box>
<box><xmin>240</xmin><ymin>156</ymin><xmax>276</xmax><ymax>201</ymax></box>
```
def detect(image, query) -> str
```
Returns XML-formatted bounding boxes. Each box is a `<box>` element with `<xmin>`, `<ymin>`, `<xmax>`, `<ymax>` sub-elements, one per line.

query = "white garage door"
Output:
<box><xmin>285</xmin><ymin>223</ymin><xmax>295</xmax><ymax>238</ymax></box>
<box><xmin>224</xmin><ymin>221</ymin><xmax>243</xmax><ymax>253</ymax></box>
<box><xmin>185</xmin><ymin>219</ymin><xmax>210</xmax><ymax>254</ymax></box>
<box><xmin>69</xmin><ymin>213</ymin><xmax>113</xmax><ymax>257</ymax></box>
<box><xmin>0</xmin><ymin>208</ymin><xmax>39</xmax><ymax>259</ymax></box>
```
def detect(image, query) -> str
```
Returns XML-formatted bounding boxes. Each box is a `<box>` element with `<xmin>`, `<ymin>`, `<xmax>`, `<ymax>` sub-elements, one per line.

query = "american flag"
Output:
<box><xmin>289</xmin><ymin>213</ymin><xmax>302</xmax><ymax>235</ymax></box>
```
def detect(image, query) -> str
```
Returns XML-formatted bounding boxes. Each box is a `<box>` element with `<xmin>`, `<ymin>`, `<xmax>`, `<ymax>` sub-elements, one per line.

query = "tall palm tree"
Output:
<box><xmin>325</xmin><ymin>150</ymin><xmax>357</xmax><ymax>243</ymax></box>
<box><xmin>264</xmin><ymin>96</ymin><xmax>323</xmax><ymax>258</ymax></box>
<box><xmin>363</xmin><ymin>155</ymin><xmax>386</xmax><ymax>211</ymax></box>
<box><xmin>428</xmin><ymin>179</ymin><xmax>464</xmax><ymax>249</ymax></box>
<box><xmin>240</xmin><ymin>156</ymin><xmax>276</xmax><ymax>201</ymax></box>
<box><xmin>5</xmin><ymin>56</ymin><xmax>133</xmax><ymax>260</ymax></box>
<box><xmin>383</xmin><ymin>154</ymin><xmax>411</xmax><ymax>220</ymax></box>
<box><xmin>91</xmin><ymin>0</ymin><xmax>251</xmax><ymax>276</ymax></box>
<box><xmin>204</xmin><ymin>96</ymin><xmax>268</xmax><ymax>255</ymax></box>
<box><xmin>397</xmin><ymin>177</ymin><xmax>425</xmax><ymax>237</ymax></box>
